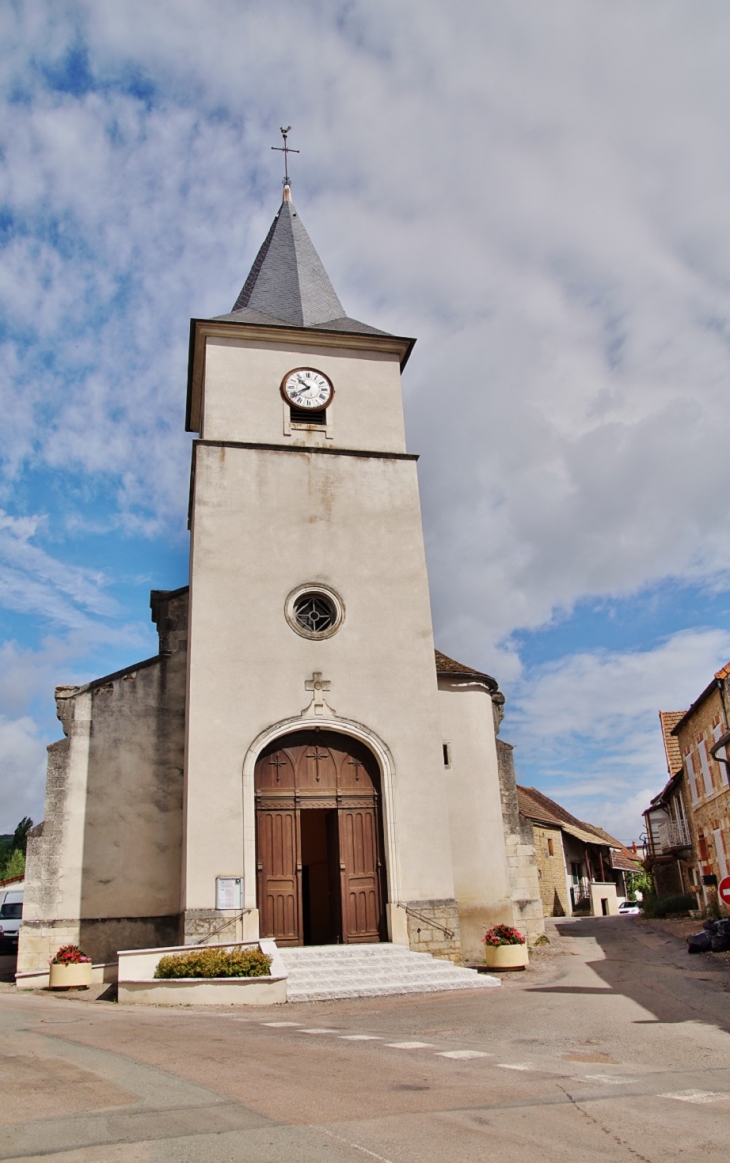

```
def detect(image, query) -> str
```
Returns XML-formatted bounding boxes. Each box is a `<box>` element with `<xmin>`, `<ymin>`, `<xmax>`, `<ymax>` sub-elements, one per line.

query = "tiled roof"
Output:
<box><xmin>658</xmin><ymin>711</ymin><xmax>684</xmax><ymax>775</ymax></box>
<box><xmin>516</xmin><ymin>787</ymin><xmax>563</xmax><ymax>827</ymax></box>
<box><xmin>434</xmin><ymin>650</ymin><xmax>498</xmax><ymax>691</ymax></box>
<box><xmin>517</xmin><ymin>786</ymin><xmax>622</xmax><ymax>848</ymax></box>
<box><xmin>715</xmin><ymin>661</ymin><xmax>730</xmax><ymax>681</ymax></box>
<box><xmin>587</xmin><ymin>823</ymin><xmax>630</xmax><ymax>850</ymax></box>
<box><xmin>611</xmin><ymin>846</ymin><xmax>643</xmax><ymax>872</ymax></box>
<box><xmin>222</xmin><ymin>192</ymin><xmax>388</xmax><ymax>335</ymax></box>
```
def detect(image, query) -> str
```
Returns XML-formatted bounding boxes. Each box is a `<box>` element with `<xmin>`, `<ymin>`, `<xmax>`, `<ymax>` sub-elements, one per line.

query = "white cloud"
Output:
<box><xmin>0</xmin><ymin>715</ymin><xmax>47</xmax><ymax>834</ymax></box>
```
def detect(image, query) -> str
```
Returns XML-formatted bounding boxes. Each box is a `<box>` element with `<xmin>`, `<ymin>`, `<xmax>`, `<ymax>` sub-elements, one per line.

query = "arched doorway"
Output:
<box><xmin>255</xmin><ymin>729</ymin><xmax>386</xmax><ymax>946</ymax></box>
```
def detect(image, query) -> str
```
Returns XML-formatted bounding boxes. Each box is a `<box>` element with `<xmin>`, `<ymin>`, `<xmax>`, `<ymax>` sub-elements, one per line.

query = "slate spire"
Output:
<box><xmin>231</xmin><ymin>184</ymin><xmax>345</xmax><ymax>327</ymax></box>
<box><xmin>217</xmin><ymin>185</ymin><xmax>388</xmax><ymax>336</ymax></box>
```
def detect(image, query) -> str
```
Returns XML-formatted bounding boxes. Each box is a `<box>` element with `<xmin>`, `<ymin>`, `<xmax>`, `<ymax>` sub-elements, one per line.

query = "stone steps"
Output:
<box><xmin>279</xmin><ymin>942</ymin><xmax>499</xmax><ymax>1002</ymax></box>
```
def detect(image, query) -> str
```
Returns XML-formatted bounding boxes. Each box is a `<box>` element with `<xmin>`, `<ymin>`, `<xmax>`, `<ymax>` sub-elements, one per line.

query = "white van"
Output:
<box><xmin>0</xmin><ymin>891</ymin><xmax>23</xmax><ymax>949</ymax></box>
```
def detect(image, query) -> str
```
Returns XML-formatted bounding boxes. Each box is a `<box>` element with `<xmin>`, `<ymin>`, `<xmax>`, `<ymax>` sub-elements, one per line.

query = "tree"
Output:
<box><xmin>4</xmin><ymin>848</ymin><xmax>24</xmax><ymax>879</ymax></box>
<box><xmin>11</xmin><ymin>817</ymin><xmax>33</xmax><ymax>857</ymax></box>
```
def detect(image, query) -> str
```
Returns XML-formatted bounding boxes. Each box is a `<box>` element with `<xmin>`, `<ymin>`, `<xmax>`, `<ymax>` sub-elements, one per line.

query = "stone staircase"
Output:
<box><xmin>279</xmin><ymin>943</ymin><xmax>500</xmax><ymax>1002</ymax></box>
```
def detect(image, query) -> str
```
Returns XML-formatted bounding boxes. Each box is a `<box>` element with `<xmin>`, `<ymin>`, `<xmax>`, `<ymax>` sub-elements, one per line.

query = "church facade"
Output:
<box><xmin>18</xmin><ymin>182</ymin><xmax>543</xmax><ymax>975</ymax></box>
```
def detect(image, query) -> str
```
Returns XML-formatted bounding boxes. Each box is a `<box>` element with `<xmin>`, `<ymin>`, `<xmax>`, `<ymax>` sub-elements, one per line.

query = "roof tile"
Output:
<box><xmin>658</xmin><ymin>711</ymin><xmax>684</xmax><ymax>776</ymax></box>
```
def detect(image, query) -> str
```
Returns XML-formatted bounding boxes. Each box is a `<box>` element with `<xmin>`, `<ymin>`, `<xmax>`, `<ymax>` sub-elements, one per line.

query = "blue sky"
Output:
<box><xmin>2</xmin><ymin>1</ymin><xmax>730</xmax><ymax>840</ymax></box>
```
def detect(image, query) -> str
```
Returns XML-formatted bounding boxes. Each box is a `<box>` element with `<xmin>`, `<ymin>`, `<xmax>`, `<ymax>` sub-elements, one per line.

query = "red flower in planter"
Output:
<box><xmin>482</xmin><ymin>925</ymin><xmax>526</xmax><ymax>947</ymax></box>
<box><xmin>51</xmin><ymin>944</ymin><xmax>92</xmax><ymax>965</ymax></box>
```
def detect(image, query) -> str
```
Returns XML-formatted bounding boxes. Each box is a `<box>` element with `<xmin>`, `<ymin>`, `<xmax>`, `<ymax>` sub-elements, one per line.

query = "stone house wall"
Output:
<box><xmin>531</xmin><ymin>824</ymin><xmax>569</xmax><ymax>917</ymax></box>
<box><xmin>675</xmin><ymin>684</ymin><xmax>730</xmax><ymax>903</ymax></box>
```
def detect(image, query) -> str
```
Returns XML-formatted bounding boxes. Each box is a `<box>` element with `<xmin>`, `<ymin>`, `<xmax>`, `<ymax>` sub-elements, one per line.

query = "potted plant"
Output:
<box><xmin>482</xmin><ymin>924</ymin><xmax>529</xmax><ymax>970</ymax></box>
<box><xmin>49</xmin><ymin>944</ymin><xmax>93</xmax><ymax>990</ymax></box>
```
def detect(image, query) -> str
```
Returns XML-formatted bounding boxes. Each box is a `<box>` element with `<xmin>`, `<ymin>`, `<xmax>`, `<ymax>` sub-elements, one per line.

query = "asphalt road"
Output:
<box><xmin>1</xmin><ymin>917</ymin><xmax>729</xmax><ymax>1162</ymax></box>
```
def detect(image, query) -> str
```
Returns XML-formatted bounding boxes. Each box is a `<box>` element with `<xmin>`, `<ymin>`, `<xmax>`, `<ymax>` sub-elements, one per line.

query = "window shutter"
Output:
<box><xmin>686</xmin><ymin>752</ymin><xmax>699</xmax><ymax>805</ymax></box>
<box><xmin>698</xmin><ymin>740</ymin><xmax>713</xmax><ymax>795</ymax></box>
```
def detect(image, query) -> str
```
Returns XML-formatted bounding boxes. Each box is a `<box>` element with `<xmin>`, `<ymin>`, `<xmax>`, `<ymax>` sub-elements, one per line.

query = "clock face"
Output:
<box><xmin>281</xmin><ymin>367</ymin><xmax>334</xmax><ymax>410</ymax></box>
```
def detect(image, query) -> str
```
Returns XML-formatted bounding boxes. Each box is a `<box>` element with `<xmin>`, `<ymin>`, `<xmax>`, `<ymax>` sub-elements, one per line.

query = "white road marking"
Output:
<box><xmin>386</xmin><ymin>1041</ymin><xmax>435</xmax><ymax>1049</ymax></box>
<box><xmin>340</xmin><ymin>1034</ymin><xmax>382</xmax><ymax>1041</ymax></box>
<box><xmin>438</xmin><ymin>1050</ymin><xmax>491</xmax><ymax>1060</ymax></box>
<box><xmin>658</xmin><ymin>1089</ymin><xmax>726</xmax><ymax>1104</ymax></box>
<box><xmin>583</xmin><ymin>1074</ymin><xmax>633</xmax><ymax>1085</ymax></box>
<box><xmin>262</xmin><ymin>1021</ymin><xmax>301</xmax><ymax>1027</ymax></box>
<box><xmin>301</xmin><ymin>1028</ymin><xmax>340</xmax><ymax>1034</ymax></box>
<box><xmin>498</xmin><ymin>1063</ymin><xmax>532</xmax><ymax>1071</ymax></box>
<box><xmin>320</xmin><ymin>1128</ymin><xmax>396</xmax><ymax>1162</ymax></box>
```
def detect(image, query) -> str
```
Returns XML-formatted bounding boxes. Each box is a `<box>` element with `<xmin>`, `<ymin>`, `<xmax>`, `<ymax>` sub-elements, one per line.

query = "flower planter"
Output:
<box><xmin>48</xmin><ymin>961</ymin><xmax>93</xmax><ymax>990</ymax></box>
<box><xmin>484</xmin><ymin>944</ymin><xmax>529</xmax><ymax>971</ymax></box>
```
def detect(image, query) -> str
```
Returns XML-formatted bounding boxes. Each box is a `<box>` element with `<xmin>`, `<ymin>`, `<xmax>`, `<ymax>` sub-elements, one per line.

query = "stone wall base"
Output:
<box><xmin>404</xmin><ymin>899</ymin><xmax>462</xmax><ymax>963</ymax></box>
<box><xmin>183</xmin><ymin>909</ymin><xmax>244</xmax><ymax>946</ymax></box>
<box><xmin>17</xmin><ymin>915</ymin><xmax>180</xmax><ymax>972</ymax></box>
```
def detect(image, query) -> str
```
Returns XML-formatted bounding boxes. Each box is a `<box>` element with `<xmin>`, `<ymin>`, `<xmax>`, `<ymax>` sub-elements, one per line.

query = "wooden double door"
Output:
<box><xmin>255</xmin><ymin>730</ymin><xmax>386</xmax><ymax>946</ymax></box>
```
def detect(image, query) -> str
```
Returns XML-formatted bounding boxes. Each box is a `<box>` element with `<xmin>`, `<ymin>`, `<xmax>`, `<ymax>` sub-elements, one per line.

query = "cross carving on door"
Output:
<box><xmin>306</xmin><ymin>747</ymin><xmax>329</xmax><ymax>782</ymax></box>
<box><xmin>348</xmin><ymin>756</ymin><xmax>363</xmax><ymax>782</ymax></box>
<box><xmin>269</xmin><ymin>754</ymin><xmax>287</xmax><ymax>783</ymax></box>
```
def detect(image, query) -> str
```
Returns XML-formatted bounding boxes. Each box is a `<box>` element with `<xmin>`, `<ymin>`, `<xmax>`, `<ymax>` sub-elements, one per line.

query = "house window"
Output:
<box><xmin>548</xmin><ymin>838</ymin><xmax>554</xmax><ymax>857</ymax></box>
<box><xmin>442</xmin><ymin>742</ymin><xmax>451</xmax><ymax>768</ymax></box>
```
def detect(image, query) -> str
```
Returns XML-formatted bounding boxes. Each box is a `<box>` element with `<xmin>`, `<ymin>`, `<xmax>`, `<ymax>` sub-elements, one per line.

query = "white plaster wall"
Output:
<box><xmin>438</xmin><ymin>681</ymin><xmax>515</xmax><ymax>960</ymax></box>
<box><xmin>590</xmin><ymin>882</ymin><xmax>619</xmax><ymax>916</ymax></box>
<box><xmin>184</xmin><ymin>442</ymin><xmax>455</xmax><ymax>917</ymax></box>
<box><xmin>201</xmin><ymin>337</ymin><xmax>407</xmax><ymax>454</ymax></box>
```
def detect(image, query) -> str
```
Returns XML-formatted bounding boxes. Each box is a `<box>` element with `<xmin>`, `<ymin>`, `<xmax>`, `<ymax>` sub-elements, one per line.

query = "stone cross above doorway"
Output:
<box><xmin>302</xmin><ymin>672</ymin><xmax>335</xmax><ymax>717</ymax></box>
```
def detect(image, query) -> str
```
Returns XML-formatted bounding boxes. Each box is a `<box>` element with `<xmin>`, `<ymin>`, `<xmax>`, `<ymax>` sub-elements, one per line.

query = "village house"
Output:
<box><xmin>647</xmin><ymin>666</ymin><xmax>730</xmax><ymax>907</ymax></box>
<box><xmin>642</xmin><ymin>712</ymin><xmax>694</xmax><ymax>899</ymax></box>
<box><xmin>517</xmin><ymin>787</ymin><xmax>639</xmax><ymax>917</ymax></box>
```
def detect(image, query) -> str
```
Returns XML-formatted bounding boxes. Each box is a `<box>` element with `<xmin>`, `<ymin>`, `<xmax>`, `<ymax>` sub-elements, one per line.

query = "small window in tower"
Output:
<box><xmin>442</xmin><ymin>742</ymin><xmax>451</xmax><ymax>768</ymax></box>
<box><xmin>290</xmin><ymin>405</ymin><xmax>326</xmax><ymax>426</ymax></box>
<box><xmin>548</xmin><ymin>838</ymin><xmax>554</xmax><ymax>857</ymax></box>
<box><xmin>293</xmin><ymin>592</ymin><xmax>336</xmax><ymax>634</ymax></box>
<box><xmin>285</xmin><ymin>583</ymin><xmax>345</xmax><ymax>640</ymax></box>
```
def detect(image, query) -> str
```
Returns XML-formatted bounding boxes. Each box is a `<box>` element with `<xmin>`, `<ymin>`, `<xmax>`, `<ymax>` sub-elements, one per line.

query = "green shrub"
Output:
<box><xmin>154</xmin><ymin>946</ymin><xmax>273</xmax><ymax>979</ymax></box>
<box><xmin>652</xmin><ymin>893</ymin><xmax>695</xmax><ymax>918</ymax></box>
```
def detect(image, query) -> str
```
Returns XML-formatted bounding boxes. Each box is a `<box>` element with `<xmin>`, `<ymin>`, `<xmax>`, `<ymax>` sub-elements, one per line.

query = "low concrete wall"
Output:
<box><xmin>16</xmin><ymin>962</ymin><xmax>117</xmax><ymax>991</ymax></box>
<box><xmin>117</xmin><ymin>937</ymin><xmax>287</xmax><ymax>1005</ymax></box>
<box><xmin>118</xmin><ymin>976</ymin><xmax>287</xmax><ymax>1006</ymax></box>
<box><xmin>589</xmin><ymin>882</ymin><xmax>619</xmax><ymax>917</ymax></box>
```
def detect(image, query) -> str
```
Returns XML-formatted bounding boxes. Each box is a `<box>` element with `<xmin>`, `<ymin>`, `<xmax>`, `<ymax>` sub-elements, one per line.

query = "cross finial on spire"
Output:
<box><xmin>271</xmin><ymin>126</ymin><xmax>299</xmax><ymax>192</ymax></box>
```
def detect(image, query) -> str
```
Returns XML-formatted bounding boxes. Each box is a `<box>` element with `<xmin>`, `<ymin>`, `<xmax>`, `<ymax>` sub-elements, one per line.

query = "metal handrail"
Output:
<box><xmin>194</xmin><ymin>909</ymin><xmax>253</xmax><ymax>945</ymax></box>
<box><xmin>399</xmin><ymin>904</ymin><xmax>455</xmax><ymax>940</ymax></box>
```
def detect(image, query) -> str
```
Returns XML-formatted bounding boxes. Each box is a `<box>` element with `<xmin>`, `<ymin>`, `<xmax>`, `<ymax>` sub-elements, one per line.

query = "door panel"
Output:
<box><xmin>339</xmin><ymin>805</ymin><xmax>382</xmax><ymax>942</ymax></box>
<box><xmin>257</xmin><ymin>807</ymin><xmax>300</xmax><ymax>945</ymax></box>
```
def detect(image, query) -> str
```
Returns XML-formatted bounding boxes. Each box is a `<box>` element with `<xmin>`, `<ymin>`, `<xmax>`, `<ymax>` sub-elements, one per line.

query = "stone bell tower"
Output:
<box><xmin>182</xmin><ymin>175</ymin><xmax>464</xmax><ymax>955</ymax></box>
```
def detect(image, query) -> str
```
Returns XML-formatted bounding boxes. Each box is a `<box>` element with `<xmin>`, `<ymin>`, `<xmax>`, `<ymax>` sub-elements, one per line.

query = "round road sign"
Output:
<box><xmin>719</xmin><ymin>875</ymin><xmax>730</xmax><ymax>907</ymax></box>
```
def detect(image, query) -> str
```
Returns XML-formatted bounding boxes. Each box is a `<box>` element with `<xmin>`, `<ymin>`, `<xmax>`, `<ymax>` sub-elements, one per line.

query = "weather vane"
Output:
<box><xmin>271</xmin><ymin>126</ymin><xmax>299</xmax><ymax>187</ymax></box>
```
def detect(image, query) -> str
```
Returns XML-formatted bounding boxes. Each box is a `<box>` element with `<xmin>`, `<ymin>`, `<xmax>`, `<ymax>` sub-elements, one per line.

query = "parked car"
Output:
<box><xmin>0</xmin><ymin>890</ymin><xmax>23</xmax><ymax>949</ymax></box>
<box><xmin>618</xmin><ymin>900</ymin><xmax>642</xmax><ymax>915</ymax></box>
